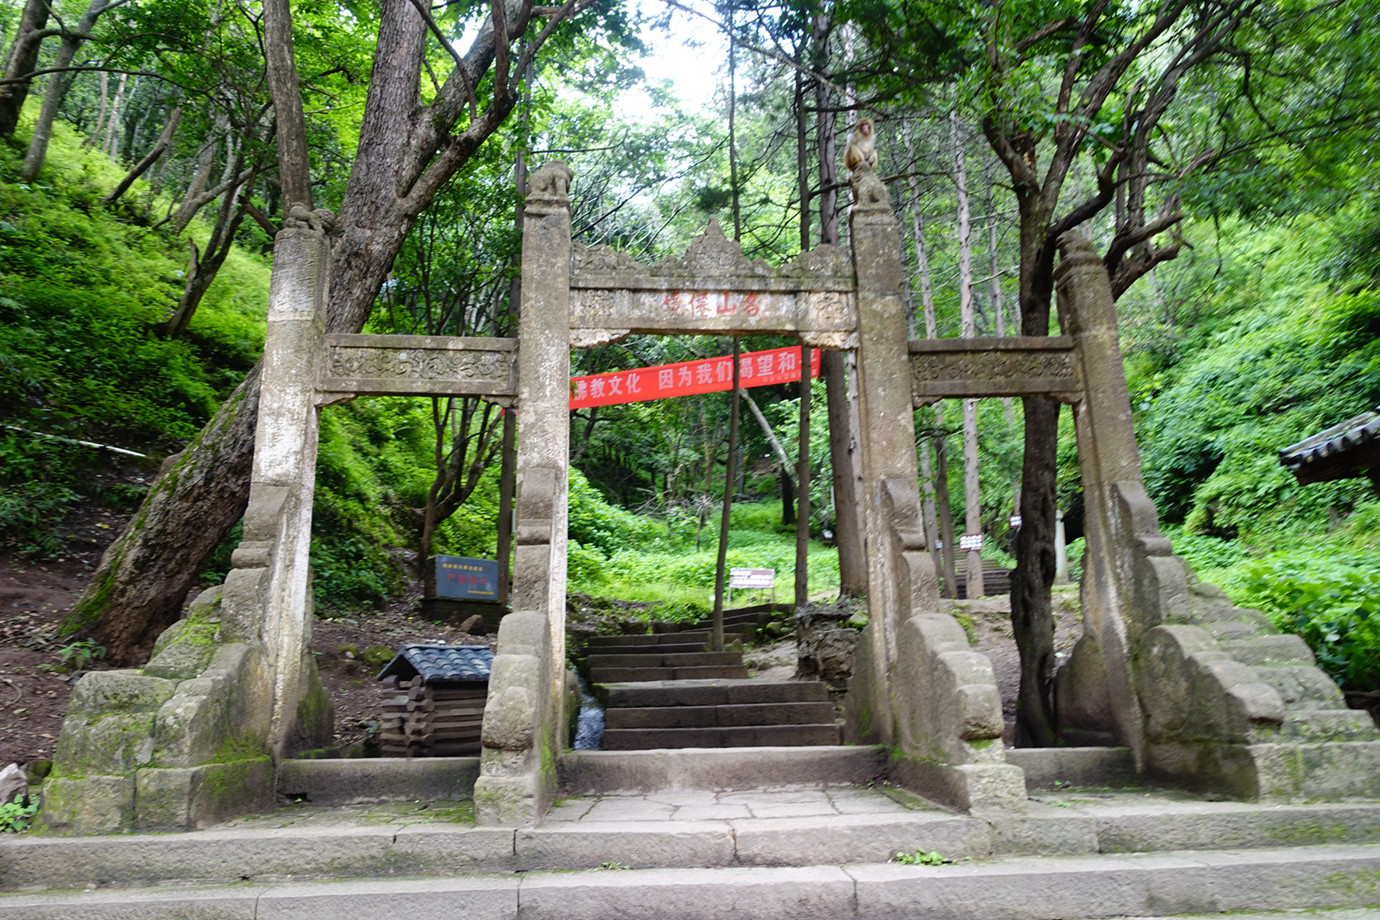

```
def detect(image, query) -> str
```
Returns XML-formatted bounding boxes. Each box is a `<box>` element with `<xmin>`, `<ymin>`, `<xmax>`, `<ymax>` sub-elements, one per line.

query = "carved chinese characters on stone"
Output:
<box><xmin>909</xmin><ymin>338</ymin><xmax>1081</xmax><ymax>404</ymax></box>
<box><xmin>320</xmin><ymin>334</ymin><xmax>518</xmax><ymax>399</ymax></box>
<box><xmin>567</xmin><ymin>221</ymin><xmax>857</xmax><ymax>343</ymax></box>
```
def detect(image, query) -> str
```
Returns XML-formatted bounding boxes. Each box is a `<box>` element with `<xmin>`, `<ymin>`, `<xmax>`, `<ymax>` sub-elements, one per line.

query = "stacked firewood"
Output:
<box><xmin>379</xmin><ymin>675</ymin><xmax>487</xmax><ymax>757</ymax></box>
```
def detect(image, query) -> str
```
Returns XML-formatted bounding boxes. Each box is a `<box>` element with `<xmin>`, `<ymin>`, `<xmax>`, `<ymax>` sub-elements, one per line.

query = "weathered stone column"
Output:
<box><xmin>845</xmin><ymin>166</ymin><xmax>1023</xmax><ymax>813</ymax></box>
<box><xmin>847</xmin><ymin>168</ymin><xmax>920</xmax><ymax>745</ymax></box>
<box><xmin>474</xmin><ymin>161</ymin><xmax>573</xmax><ymax>825</ymax></box>
<box><xmin>250</xmin><ymin>222</ymin><xmax>334</xmax><ymax>759</ymax></box>
<box><xmin>1054</xmin><ymin>232</ymin><xmax>1164</xmax><ymax>763</ymax></box>
<box><xmin>43</xmin><ymin>217</ymin><xmax>335</xmax><ymax>833</ymax></box>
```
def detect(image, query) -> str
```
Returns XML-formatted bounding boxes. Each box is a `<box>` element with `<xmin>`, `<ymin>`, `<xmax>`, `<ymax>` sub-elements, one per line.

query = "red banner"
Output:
<box><xmin>570</xmin><ymin>346</ymin><xmax>820</xmax><ymax>409</ymax></box>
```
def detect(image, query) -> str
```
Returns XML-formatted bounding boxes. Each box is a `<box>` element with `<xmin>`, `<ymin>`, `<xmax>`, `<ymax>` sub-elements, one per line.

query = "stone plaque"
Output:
<box><xmin>320</xmin><ymin>334</ymin><xmax>518</xmax><ymax>399</ymax></box>
<box><xmin>909</xmin><ymin>336</ymin><xmax>1081</xmax><ymax>404</ymax></box>
<box><xmin>567</xmin><ymin>221</ymin><xmax>857</xmax><ymax>346</ymax></box>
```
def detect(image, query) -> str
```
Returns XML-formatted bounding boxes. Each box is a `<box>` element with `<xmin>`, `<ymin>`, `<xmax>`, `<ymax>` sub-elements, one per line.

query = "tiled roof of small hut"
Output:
<box><xmin>1279</xmin><ymin>408</ymin><xmax>1380</xmax><ymax>485</ymax></box>
<box><xmin>376</xmin><ymin>645</ymin><xmax>494</xmax><ymax>682</ymax></box>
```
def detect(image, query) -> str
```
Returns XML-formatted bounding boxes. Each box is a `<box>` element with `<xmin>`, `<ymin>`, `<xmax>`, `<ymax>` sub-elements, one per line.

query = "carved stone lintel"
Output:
<box><xmin>802</xmin><ymin>331</ymin><xmax>859</xmax><ymax>350</ymax></box>
<box><xmin>320</xmin><ymin>335</ymin><xmax>518</xmax><ymax>398</ymax></box>
<box><xmin>908</xmin><ymin>339</ymin><xmax>1080</xmax><ymax>402</ymax></box>
<box><xmin>571</xmin><ymin>328</ymin><xmax>631</xmax><ymax>348</ymax></box>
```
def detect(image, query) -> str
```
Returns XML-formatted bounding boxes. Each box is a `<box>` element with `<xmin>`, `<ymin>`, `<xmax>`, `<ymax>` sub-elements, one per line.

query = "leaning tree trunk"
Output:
<box><xmin>21</xmin><ymin>0</ymin><xmax>112</xmax><ymax>181</ymax></box>
<box><xmin>0</xmin><ymin>0</ymin><xmax>52</xmax><ymax>139</ymax></box>
<box><xmin>62</xmin><ymin>368</ymin><xmax>261</xmax><ymax>662</ymax></box>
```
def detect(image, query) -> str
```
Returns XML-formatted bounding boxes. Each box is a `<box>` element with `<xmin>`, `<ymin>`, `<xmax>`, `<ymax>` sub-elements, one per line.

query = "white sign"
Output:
<box><xmin>730</xmin><ymin>567</ymin><xmax>775</xmax><ymax>589</ymax></box>
<box><xmin>959</xmin><ymin>534</ymin><xmax>984</xmax><ymax>552</ymax></box>
<box><xmin>1009</xmin><ymin>515</ymin><xmax>1022</xmax><ymax>528</ymax></box>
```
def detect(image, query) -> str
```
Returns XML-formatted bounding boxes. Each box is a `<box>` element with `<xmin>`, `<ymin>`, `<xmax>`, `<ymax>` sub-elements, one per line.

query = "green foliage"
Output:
<box><xmin>0</xmin><ymin>434</ymin><xmax>80</xmax><ymax>556</ymax></box>
<box><xmin>1164</xmin><ymin>527</ymin><xmax>1251</xmax><ymax>583</ymax></box>
<box><xmin>1219</xmin><ymin>551</ymin><xmax>1380</xmax><ymax>691</ymax></box>
<box><xmin>568</xmin><ymin>468</ymin><xmax>661</xmax><ymax>555</ymax></box>
<box><xmin>310</xmin><ymin>402</ymin><xmax>428</xmax><ymax>613</ymax></box>
<box><xmin>0</xmin><ymin>123</ymin><xmax>269</xmax><ymax>558</ymax></box>
<box><xmin>47</xmin><ymin>639</ymin><xmax>105</xmax><ymax>673</ymax></box>
<box><xmin>891</xmin><ymin>849</ymin><xmax>951</xmax><ymax>866</ymax></box>
<box><xmin>1137</xmin><ymin>213</ymin><xmax>1380</xmax><ymax>544</ymax></box>
<box><xmin>0</xmin><ymin>797</ymin><xmax>39</xmax><ymax>834</ymax></box>
<box><xmin>568</xmin><ymin>493</ymin><xmax>841</xmax><ymax>606</ymax></box>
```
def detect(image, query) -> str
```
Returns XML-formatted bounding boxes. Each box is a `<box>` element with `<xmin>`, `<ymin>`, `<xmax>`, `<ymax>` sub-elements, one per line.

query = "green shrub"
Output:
<box><xmin>1219</xmin><ymin>551</ymin><xmax>1380</xmax><ymax>691</ymax></box>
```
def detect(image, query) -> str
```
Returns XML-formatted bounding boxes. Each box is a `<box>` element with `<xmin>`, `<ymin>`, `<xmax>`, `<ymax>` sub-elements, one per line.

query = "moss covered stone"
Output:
<box><xmin>40</xmin><ymin>775</ymin><xmax>134</xmax><ymax>835</ymax></box>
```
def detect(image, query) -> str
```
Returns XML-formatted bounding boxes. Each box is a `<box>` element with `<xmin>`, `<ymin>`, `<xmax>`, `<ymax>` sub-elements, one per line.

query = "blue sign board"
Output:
<box><xmin>434</xmin><ymin>555</ymin><xmax>499</xmax><ymax>600</ymax></box>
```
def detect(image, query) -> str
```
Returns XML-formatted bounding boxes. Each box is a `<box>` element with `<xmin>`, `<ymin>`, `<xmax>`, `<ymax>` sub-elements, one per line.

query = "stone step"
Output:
<box><xmin>1282</xmin><ymin>708</ymin><xmax>1380</xmax><ymax>741</ymax></box>
<box><xmin>588</xmin><ymin>665</ymin><xmax>752</xmax><ymax>683</ymax></box>
<box><xmin>598</xmin><ymin>679</ymin><xmax>831</xmax><ymax>708</ymax></box>
<box><xmin>1005</xmin><ymin>746</ymin><xmax>1138</xmax><ymax>791</ymax></box>
<box><xmin>604</xmin><ymin>700</ymin><xmax>837</xmax><ymax>730</ymax></box>
<box><xmin>600</xmin><ymin>723</ymin><xmax>842</xmax><ymax>750</ymax></box>
<box><xmin>580</xmin><ymin>641</ymin><xmax>708</xmax><ymax>656</ymax></box>
<box><xmin>558</xmin><ymin>745</ymin><xmax>887</xmax><ymax>793</ymax></box>
<box><xmin>1251</xmin><ymin>663</ymin><xmax>1351</xmax><ymax>708</ymax></box>
<box><xmin>692</xmin><ymin>611</ymin><xmax>773</xmax><ymax>630</ymax></box>
<box><xmin>3</xmin><ymin>845</ymin><xmax>1378</xmax><ymax>919</ymax></box>
<box><xmin>586</xmin><ymin>651</ymin><xmax>744</xmax><ymax>669</ymax></box>
<box><xmin>585</xmin><ymin>632</ymin><xmax>712</xmax><ymax>648</ymax></box>
<box><xmin>278</xmin><ymin>757</ymin><xmax>480</xmax><ymax>806</ymax></box>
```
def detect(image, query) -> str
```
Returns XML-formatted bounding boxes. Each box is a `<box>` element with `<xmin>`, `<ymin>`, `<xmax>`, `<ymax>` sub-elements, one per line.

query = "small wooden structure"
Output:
<box><xmin>377</xmin><ymin>645</ymin><xmax>493</xmax><ymax>757</ymax></box>
<box><xmin>1280</xmin><ymin>408</ymin><xmax>1380</xmax><ymax>492</ymax></box>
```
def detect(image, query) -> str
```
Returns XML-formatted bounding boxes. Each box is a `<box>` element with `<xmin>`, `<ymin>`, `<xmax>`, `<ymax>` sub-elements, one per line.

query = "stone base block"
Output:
<box><xmin>39</xmin><ymin>774</ymin><xmax>135</xmax><ymax>835</ymax></box>
<box><xmin>473</xmin><ymin>773</ymin><xmax>540</xmax><ymax>826</ymax></box>
<box><xmin>277</xmin><ymin>756</ymin><xmax>482</xmax><ymax>806</ymax></box>
<box><xmin>1005</xmin><ymin>746</ymin><xmax>1138</xmax><ymax>791</ymax></box>
<box><xmin>889</xmin><ymin>757</ymin><xmax>1028</xmax><ymax>814</ymax></box>
<box><xmin>134</xmin><ymin>759</ymin><xmax>274</xmax><ymax>830</ymax></box>
<box><xmin>1148</xmin><ymin>740</ymin><xmax>1380</xmax><ymax>801</ymax></box>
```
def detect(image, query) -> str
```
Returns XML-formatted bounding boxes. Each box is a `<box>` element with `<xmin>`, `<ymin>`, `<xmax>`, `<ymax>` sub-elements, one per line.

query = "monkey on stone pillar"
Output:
<box><xmin>844</xmin><ymin>117</ymin><xmax>877</xmax><ymax>173</ymax></box>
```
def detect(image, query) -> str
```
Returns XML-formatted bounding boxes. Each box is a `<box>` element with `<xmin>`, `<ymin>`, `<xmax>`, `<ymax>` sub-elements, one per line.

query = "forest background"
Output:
<box><xmin>0</xmin><ymin>0</ymin><xmax>1377</xmax><ymax>740</ymax></box>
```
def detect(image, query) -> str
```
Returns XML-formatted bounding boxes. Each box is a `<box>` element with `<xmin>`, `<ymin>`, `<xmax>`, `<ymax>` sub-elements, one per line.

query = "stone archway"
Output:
<box><xmin>44</xmin><ymin>158</ymin><xmax>1378</xmax><ymax>836</ymax></box>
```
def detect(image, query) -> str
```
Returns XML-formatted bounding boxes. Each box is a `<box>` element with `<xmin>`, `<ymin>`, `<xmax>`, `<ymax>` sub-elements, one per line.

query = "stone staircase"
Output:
<box><xmin>3</xmin><ymin>748</ymin><xmax>1379</xmax><ymax>919</ymax></box>
<box><xmin>581</xmin><ymin>613</ymin><xmax>843</xmax><ymax>750</ymax></box>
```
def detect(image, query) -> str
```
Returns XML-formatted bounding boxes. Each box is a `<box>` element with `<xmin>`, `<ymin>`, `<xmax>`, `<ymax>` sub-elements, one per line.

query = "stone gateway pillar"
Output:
<box><xmin>474</xmin><ymin>162</ymin><xmax>575</xmax><ymax>825</ymax></box>
<box><xmin>843</xmin><ymin>165</ymin><xmax>1024</xmax><ymax>814</ymax></box>
<box><xmin>43</xmin><ymin>217</ymin><xmax>338</xmax><ymax>833</ymax></box>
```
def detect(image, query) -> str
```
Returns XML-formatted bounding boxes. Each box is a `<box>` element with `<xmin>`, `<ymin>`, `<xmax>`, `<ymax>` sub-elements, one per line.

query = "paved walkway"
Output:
<box><xmin>545</xmin><ymin>784</ymin><xmax>939</xmax><ymax>824</ymax></box>
<box><xmin>213</xmin><ymin>781</ymin><xmax>942</xmax><ymax>832</ymax></box>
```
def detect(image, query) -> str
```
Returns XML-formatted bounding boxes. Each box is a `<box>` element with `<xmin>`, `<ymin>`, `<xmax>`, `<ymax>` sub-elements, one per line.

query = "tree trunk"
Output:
<box><xmin>62</xmin><ymin>368</ymin><xmax>261</xmax><ymax>662</ymax></box>
<box><xmin>0</xmin><ymin>0</ymin><xmax>52</xmax><ymax>139</ymax></box>
<box><xmin>822</xmin><ymin>352</ymin><xmax>865</xmax><ymax>594</ymax></box>
<box><xmin>263</xmin><ymin>0</ymin><xmax>312</xmax><ymax>209</ymax></box>
<box><xmin>84</xmin><ymin>70</ymin><xmax>109</xmax><ymax>149</ymax></box>
<box><xmin>711</xmin><ymin>340</ymin><xmax>741</xmax><ymax>652</ymax></box>
<box><xmin>953</xmin><ymin>111</ymin><xmax>985</xmax><ymax>599</ymax></box>
<box><xmin>104</xmin><ymin>106</ymin><xmax>181</xmax><ymax>207</ymax></box>
<box><xmin>21</xmin><ymin>0</ymin><xmax>112</xmax><ymax>181</ymax></box>
<box><xmin>170</xmin><ymin>118</ymin><xmax>224</xmax><ymax>232</ymax></box>
<box><xmin>103</xmin><ymin>70</ymin><xmax>128</xmax><ymax>158</ymax></box>
<box><xmin>1012</xmin><ymin>395</ymin><xmax>1059</xmax><ymax>746</ymax></box>
<box><xmin>162</xmin><ymin>171</ymin><xmax>249</xmax><ymax>338</ymax></box>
